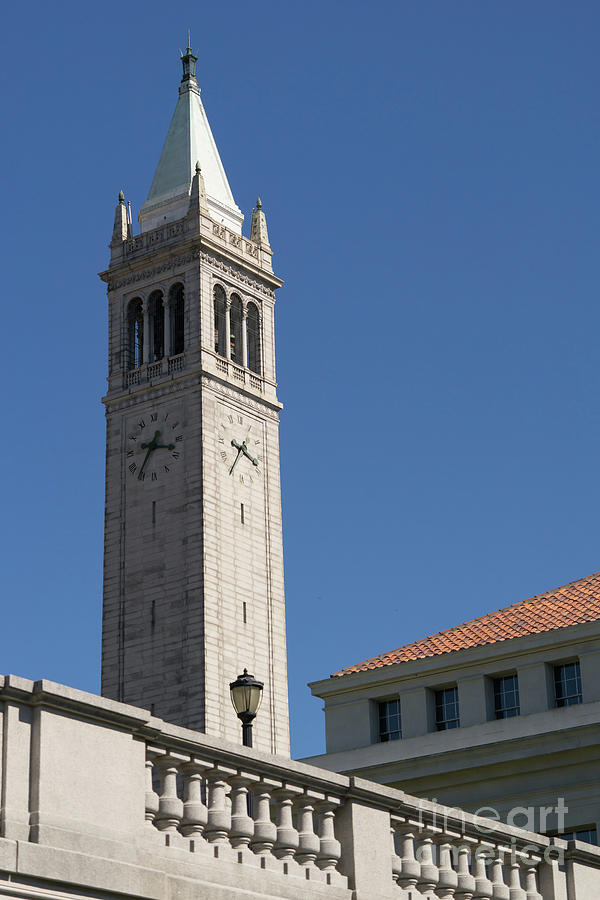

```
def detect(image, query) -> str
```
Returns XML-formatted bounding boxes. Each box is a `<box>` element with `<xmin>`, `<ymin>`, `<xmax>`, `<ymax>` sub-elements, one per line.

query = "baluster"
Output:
<box><xmin>490</xmin><ymin>847</ymin><xmax>510</xmax><ymax>900</ymax></box>
<box><xmin>391</xmin><ymin>819</ymin><xmax>403</xmax><ymax>886</ymax></box>
<box><xmin>456</xmin><ymin>844</ymin><xmax>476</xmax><ymax>900</ymax></box>
<box><xmin>436</xmin><ymin>838</ymin><xmax>458</xmax><ymax>898</ymax></box>
<box><xmin>180</xmin><ymin>758</ymin><xmax>210</xmax><ymax>837</ymax></box>
<box><xmin>250</xmin><ymin>779</ymin><xmax>277</xmax><ymax>855</ymax></box>
<box><xmin>229</xmin><ymin>774</ymin><xmax>255</xmax><ymax>850</ymax></box>
<box><xmin>154</xmin><ymin>754</ymin><xmax>184</xmax><ymax>832</ymax></box>
<box><xmin>522</xmin><ymin>859</ymin><xmax>542</xmax><ymax>900</ymax></box>
<box><xmin>204</xmin><ymin>767</ymin><xmax>233</xmax><ymax>844</ymax></box>
<box><xmin>315</xmin><ymin>797</ymin><xmax>341</xmax><ymax>873</ymax></box>
<box><xmin>393</xmin><ymin>824</ymin><xmax>421</xmax><ymax>890</ymax></box>
<box><xmin>273</xmin><ymin>787</ymin><xmax>300</xmax><ymax>862</ymax></box>
<box><xmin>144</xmin><ymin>747</ymin><xmax>159</xmax><ymax>827</ymax></box>
<box><xmin>295</xmin><ymin>794</ymin><xmax>321</xmax><ymax>867</ymax></box>
<box><xmin>416</xmin><ymin>832</ymin><xmax>439</xmax><ymax>894</ymax></box>
<box><xmin>507</xmin><ymin>858</ymin><xmax>526</xmax><ymax>900</ymax></box>
<box><xmin>473</xmin><ymin>844</ymin><xmax>494</xmax><ymax>899</ymax></box>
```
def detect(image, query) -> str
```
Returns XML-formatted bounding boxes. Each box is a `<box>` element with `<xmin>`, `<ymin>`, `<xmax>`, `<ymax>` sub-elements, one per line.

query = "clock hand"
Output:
<box><xmin>154</xmin><ymin>443</ymin><xmax>175</xmax><ymax>451</ymax></box>
<box><xmin>240</xmin><ymin>440</ymin><xmax>259</xmax><ymax>467</ymax></box>
<box><xmin>229</xmin><ymin>442</ymin><xmax>244</xmax><ymax>475</ymax></box>
<box><xmin>140</xmin><ymin>431</ymin><xmax>161</xmax><ymax>450</ymax></box>
<box><xmin>138</xmin><ymin>446</ymin><xmax>153</xmax><ymax>480</ymax></box>
<box><xmin>138</xmin><ymin>431</ymin><xmax>160</xmax><ymax>479</ymax></box>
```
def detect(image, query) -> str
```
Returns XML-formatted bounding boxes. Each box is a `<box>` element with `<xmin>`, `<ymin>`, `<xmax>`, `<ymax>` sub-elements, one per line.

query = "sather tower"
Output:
<box><xmin>99</xmin><ymin>43</ymin><xmax>289</xmax><ymax>755</ymax></box>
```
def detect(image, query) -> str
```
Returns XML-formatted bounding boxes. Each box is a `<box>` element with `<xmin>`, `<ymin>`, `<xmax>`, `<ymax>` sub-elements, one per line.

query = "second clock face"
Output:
<box><xmin>218</xmin><ymin>409</ymin><xmax>262</xmax><ymax>487</ymax></box>
<box><xmin>126</xmin><ymin>409</ymin><xmax>183</xmax><ymax>483</ymax></box>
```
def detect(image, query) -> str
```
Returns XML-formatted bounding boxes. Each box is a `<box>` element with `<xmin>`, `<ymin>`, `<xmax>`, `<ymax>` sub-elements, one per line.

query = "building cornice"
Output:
<box><xmin>309</xmin><ymin>619</ymin><xmax>600</xmax><ymax>699</ymax></box>
<box><xmin>100</xmin><ymin>235</ymin><xmax>283</xmax><ymax>296</ymax></box>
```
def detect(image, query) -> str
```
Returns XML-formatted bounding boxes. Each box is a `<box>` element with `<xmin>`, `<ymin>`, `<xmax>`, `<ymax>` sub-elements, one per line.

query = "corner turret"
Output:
<box><xmin>187</xmin><ymin>160</ymin><xmax>209</xmax><ymax>217</ymax></box>
<box><xmin>111</xmin><ymin>191</ymin><xmax>129</xmax><ymax>244</ymax></box>
<box><xmin>250</xmin><ymin>197</ymin><xmax>271</xmax><ymax>252</ymax></box>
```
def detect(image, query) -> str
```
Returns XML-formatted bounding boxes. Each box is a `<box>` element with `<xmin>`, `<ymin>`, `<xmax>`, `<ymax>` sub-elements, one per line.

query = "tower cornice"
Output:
<box><xmin>99</xmin><ymin>241</ymin><xmax>282</xmax><ymax>296</ymax></box>
<box><xmin>98</xmin><ymin>216</ymin><xmax>283</xmax><ymax>290</ymax></box>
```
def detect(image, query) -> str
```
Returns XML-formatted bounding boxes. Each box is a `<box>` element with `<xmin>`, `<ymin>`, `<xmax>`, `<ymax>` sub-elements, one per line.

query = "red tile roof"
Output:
<box><xmin>332</xmin><ymin>571</ymin><xmax>600</xmax><ymax>677</ymax></box>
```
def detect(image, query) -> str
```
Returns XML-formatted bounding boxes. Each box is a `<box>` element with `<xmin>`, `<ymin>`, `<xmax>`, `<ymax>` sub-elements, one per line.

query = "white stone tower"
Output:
<box><xmin>99</xmin><ymin>42</ymin><xmax>289</xmax><ymax>755</ymax></box>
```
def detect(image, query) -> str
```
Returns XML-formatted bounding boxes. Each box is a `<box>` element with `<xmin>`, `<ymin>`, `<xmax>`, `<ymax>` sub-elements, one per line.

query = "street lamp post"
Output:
<box><xmin>229</xmin><ymin>669</ymin><xmax>264</xmax><ymax>748</ymax></box>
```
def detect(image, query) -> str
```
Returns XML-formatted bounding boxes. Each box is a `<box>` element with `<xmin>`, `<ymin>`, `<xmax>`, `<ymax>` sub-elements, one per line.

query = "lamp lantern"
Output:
<box><xmin>229</xmin><ymin>669</ymin><xmax>264</xmax><ymax>748</ymax></box>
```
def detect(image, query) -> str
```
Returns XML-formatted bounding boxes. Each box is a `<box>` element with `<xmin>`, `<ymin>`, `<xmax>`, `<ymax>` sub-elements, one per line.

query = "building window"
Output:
<box><xmin>214</xmin><ymin>285</ymin><xmax>227</xmax><ymax>356</ymax></box>
<box><xmin>247</xmin><ymin>302</ymin><xmax>261</xmax><ymax>375</ymax></box>
<box><xmin>148</xmin><ymin>290</ymin><xmax>164</xmax><ymax>362</ymax></box>
<box><xmin>169</xmin><ymin>283</ymin><xmax>184</xmax><ymax>356</ymax></box>
<box><xmin>126</xmin><ymin>297</ymin><xmax>143</xmax><ymax>370</ymax></box>
<box><xmin>494</xmin><ymin>674</ymin><xmax>520</xmax><ymax>719</ymax></box>
<box><xmin>435</xmin><ymin>687</ymin><xmax>460</xmax><ymax>731</ymax></box>
<box><xmin>556</xmin><ymin>827</ymin><xmax>598</xmax><ymax>846</ymax></box>
<box><xmin>554</xmin><ymin>661</ymin><xmax>582</xmax><ymax>707</ymax></box>
<box><xmin>230</xmin><ymin>294</ymin><xmax>243</xmax><ymax>364</ymax></box>
<box><xmin>378</xmin><ymin>699</ymin><xmax>402</xmax><ymax>742</ymax></box>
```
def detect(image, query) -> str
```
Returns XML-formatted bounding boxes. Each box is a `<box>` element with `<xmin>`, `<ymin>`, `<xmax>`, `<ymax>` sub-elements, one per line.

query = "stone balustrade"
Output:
<box><xmin>0</xmin><ymin>675</ymin><xmax>598</xmax><ymax>900</ymax></box>
<box><xmin>144</xmin><ymin>745</ymin><xmax>344</xmax><ymax>885</ymax></box>
<box><xmin>391</xmin><ymin>816</ymin><xmax>544</xmax><ymax>898</ymax></box>
<box><xmin>124</xmin><ymin>352</ymin><xmax>185</xmax><ymax>388</ymax></box>
<box><xmin>141</xmin><ymin>733</ymin><xmax>594</xmax><ymax>899</ymax></box>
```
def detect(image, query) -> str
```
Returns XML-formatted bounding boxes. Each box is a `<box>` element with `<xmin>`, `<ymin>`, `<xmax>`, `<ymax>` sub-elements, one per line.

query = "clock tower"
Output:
<box><xmin>99</xmin><ymin>43</ymin><xmax>289</xmax><ymax>755</ymax></box>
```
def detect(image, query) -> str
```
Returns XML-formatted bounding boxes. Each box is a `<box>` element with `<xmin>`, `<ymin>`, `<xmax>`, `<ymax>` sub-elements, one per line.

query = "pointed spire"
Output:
<box><xmin>250</xmin><ymin>196</ymin><xmax>271</xmax><ymax>250</ymax></box>
<box><xmin>112</xmin><ymin>190</ymin><xmax>129</xmax><ymax>243</ymax></box>
<box><xmin>188</xmin><ymin>161</ymin><xmax>209</xmax><ymax>216</ymax></box>
<box><xmin>138</xmin><ymin>45</ymin><xmax>243</xmax><ymax>233</ymax></box>
<box><xmin>180</xmin><ymin>32</ymin><xmax>198</xmax><ymax>87</ymax></box>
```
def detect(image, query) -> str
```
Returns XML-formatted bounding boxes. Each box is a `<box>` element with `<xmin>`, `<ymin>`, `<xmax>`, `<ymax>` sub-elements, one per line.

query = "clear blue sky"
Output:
<box><xmin>1</xmin><ymin>2</ymin><xmax>599</xmax><ymax>759</ymax></box>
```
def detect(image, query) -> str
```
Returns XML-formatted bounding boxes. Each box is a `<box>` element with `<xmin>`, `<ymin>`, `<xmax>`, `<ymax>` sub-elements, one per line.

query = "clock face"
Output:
<box><xmin>126</xmin><ymin>409</ymin><xmax>183</xmax><ymax>482</ymax></box>
<box><xmin>217</xmin><ymin>408</ymin><xmax>262</xmax><ymax>487</ymax></box>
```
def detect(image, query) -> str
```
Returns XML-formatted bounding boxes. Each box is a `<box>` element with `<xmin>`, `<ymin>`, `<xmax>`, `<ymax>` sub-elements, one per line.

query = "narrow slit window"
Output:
<box><xmin>240</xmin><ymin>502</ymin><xmax>245</xmax><ymax>524</ymax></box>
<box><xmin>213</xmin><ymin>285</ymin><xmax>227</xmax><ymax>356</ymax></box>
<box><xmin>126</xmin><ymin>297</ymin><xmax>144</xmax><ymax>370</ymax></box>
<box><xmin>169</xmin><ymin>283</ymin><xmax>185</xmax><ymax>356</ymax></box>
<box><xmin>247</xmin><ymin>302</ymin><xmax>261</xmax><ymax>375</ymax></box>
<box><xmin>230</xmin><ymin>294</ymin><xmax>243</xmax><ymax>364</ymax></box>
<box><xmin>243</xmin><ymin>601</ymin><xmax>247</xmax><ymax>624</ymax></box>
<box><xmin>148</xmin><ymin>290</ymin><xmax>164</xmax><ymax>362</ymax></box>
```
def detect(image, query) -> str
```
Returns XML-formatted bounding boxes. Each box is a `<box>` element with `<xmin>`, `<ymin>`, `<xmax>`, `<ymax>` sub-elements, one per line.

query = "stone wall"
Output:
<box><xmin>0</xmin><ymin>676</ymin><xmax>598</xmax><ymax>899</ymax></box>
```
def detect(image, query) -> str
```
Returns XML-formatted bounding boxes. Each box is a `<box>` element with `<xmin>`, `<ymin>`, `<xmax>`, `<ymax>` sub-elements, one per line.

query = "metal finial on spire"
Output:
<box><xmin>195</xmin><ymin>161</ymin><xmax>201</xmax><ymax>174</ymax></box>
<box><xmin>256</xmin><ymin>197</ymin><xmax>262</xmax><ymax>210</ymax></box>
<box><xmin>180</xmin><ymin>35</ymin><xmax>198</xmax><ymax>84</ymax></box>
<box><xmin>118</xmin><ymin>190</ymin><xmax>125</xmax><ymax>203</ymax></box>
<box><xmin>187</xmin><ymin>29</ymin><xmax>191</xmax><ymax>51</ymax></box>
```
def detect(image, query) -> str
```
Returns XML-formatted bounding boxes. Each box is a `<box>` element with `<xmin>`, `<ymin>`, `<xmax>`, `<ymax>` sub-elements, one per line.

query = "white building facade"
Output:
<box><xmin>306</xmin><ymin>573</ymin><xmax>600</xmax><ymax>844</ymax></box>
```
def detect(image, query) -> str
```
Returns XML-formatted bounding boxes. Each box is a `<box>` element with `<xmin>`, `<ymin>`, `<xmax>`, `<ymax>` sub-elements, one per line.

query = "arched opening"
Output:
<box><xmin>214</xmin><ymin>285</ymin><xmax>227</xmax><ymax>356</ymax></box>
<box><xmin>230</xmin><ymin>294</ymin><xmax>243</xmax><ymax>364</ymax></box>
<box><xmin>247</xmin><ymin>302</ymin><xmax>261</xmax><ymax>375</ymax></box>
<box><xmin>169</xmin><ymin>283</ymin><xmax>184</xmax><ymax>356</ymax></box>
<box><xmin>149</xmin><ymin>291</ymin><xmax>164</xmax><ymax>362</ymax></box>
<box><xmin>127</xmin><ymin>297</ymin><xmax>143</xmax><ymax>370</ymax></box>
